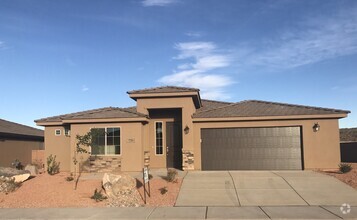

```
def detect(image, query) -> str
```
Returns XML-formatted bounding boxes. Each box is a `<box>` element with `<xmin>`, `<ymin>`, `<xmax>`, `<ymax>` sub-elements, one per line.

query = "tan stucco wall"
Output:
<box><xmin>69</xmin><ymin>122</ymin><xmax>144</xmax><ymax>172</ymax></box>
<box><xmin>0</xmin><ymin>139</ymin><xmax>43</xmax><ymax>167</ymax></box>
<box><xmin>193</xmin><ymin>118</ymin><xmax>341</xmax><ymax>170</ymax></box>
<box><xmin>44</xmin><ymin>126</ymin><xmax>71</xmax><ymax>171</ymax></box>
<box><xmin>137</xmin><ymin>97</ymin><xmax>196</xmax><ymax>168</ymax></box>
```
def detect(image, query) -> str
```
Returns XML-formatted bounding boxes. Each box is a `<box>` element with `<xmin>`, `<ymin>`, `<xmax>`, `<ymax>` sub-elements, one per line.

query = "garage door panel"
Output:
<box><xmin>201</xmin><ymin>127</ymin><xmax>302</xmax><ymax>170</ymax></box>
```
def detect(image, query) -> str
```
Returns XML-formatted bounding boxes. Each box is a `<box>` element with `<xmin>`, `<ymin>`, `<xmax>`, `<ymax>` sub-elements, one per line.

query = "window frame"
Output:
<box><xmin>55</xmin><ymin>129</ymin><xmax>61</xmax><ymax>136</ymax></box>
<box><xmin>154</xmin><ymin>121</ymin><xmax>164</xmax><ymax>156</ymax></box>
<box><xmin>90</xmin><ymin>126</ymin><xmax>121</xmax><ymax>156</ymax></box>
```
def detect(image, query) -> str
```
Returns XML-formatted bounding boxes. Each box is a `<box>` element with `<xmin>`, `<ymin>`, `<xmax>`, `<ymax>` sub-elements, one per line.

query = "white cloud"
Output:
<box><xmin>81</xmin><ymin>85</ymin><xmax>89</xmax><ymax>92</ymax></box>
<box><xmin>142</xmin><ymin>0</ymin><xmax>177</xmax><ymax>7</ymax></box>
<box><xmin>158</xmin><ymin>41</ymin><xmax>234</xmax><ymax>100</ymax></box>
<box><xmin>244</xmin><ymin>8</ymin><xmax>357</xmax><ymax>70</ymax></box>
<box><xmin>185</xmin><ymin>31</ymin><xmax>203</xmax><ymax>38</ymax></box>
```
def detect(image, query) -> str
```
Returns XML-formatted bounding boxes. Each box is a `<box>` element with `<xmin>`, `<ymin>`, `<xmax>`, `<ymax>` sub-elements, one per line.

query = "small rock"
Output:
<box><xmin>24</xmin><ymin>165</ymin><xmax>38</xmax><ymax>176</ymax></box>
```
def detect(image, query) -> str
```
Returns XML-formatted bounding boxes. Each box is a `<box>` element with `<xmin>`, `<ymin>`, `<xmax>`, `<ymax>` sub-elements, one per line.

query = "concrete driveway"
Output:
<box><xmin>175</xmin><ymin>171</ymin><xmax>357</xmax><ymax>206</ymax></box>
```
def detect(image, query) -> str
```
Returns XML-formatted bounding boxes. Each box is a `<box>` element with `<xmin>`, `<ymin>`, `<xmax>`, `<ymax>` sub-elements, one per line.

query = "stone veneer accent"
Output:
<box><xmin>144</xmin><ymin>151</ymin><xmax>150</xmax><ymax>167</ymax></box>
<box><xmin>84</xmin><ymin>156</ymin><xmax>121</xmax><ymax>173</ymax></box>
<box><xmin>182</xmin><ymin>150</ymin><xmax>194</xmax><ymax>170</ymax></box>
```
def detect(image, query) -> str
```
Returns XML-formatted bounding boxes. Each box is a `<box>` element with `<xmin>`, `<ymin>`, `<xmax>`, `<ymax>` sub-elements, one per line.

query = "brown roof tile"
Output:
<box><xmin>193</xmin><ymin>100</ymin><xmax>350</xmax><ymax>118</ymax></box>
<box><xmin>198</xmin><ymin>99</ymin><xmax>232</xmax><ymax>112</ymax></box>
<box><xmin>35</xmin><ymin>107</ymin><xmax>147</xmax><ymax>123</ymax></box>
<box><xmin>127</xmin><ymin>86</ymin><xmax>199</xmax><ymax>94</ymax></box>
<box><xmin>0</xmin><ymin>119</ymin><xmax>44</xmax><ymax>137</ymax></box>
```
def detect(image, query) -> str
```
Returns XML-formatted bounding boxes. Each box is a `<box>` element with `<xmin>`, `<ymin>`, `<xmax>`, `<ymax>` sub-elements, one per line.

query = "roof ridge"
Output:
<box><xmin>0</xmin><ymin>118</ymin><xmax>43</xmax><ymax>132</ymax></box>
<box><xmin>194</xmin><ymin>101</ymin><xmax>241</xmax><ymax>115</ymax></box>
<box><xmin>127</xmin><ymin>85</ymin><xmax>200</xmax><ymax>94</ymax></box>
<box><xmin>201</xmin><ymin>99</ymin><xmax>233</xmax><ymax>104</ymax></box>
<box><xmin>246</xmin><ymin>100</ymin><xmax>350</xmax><ymax>113</ymax></box>
<box><xmin>35</xmin><ymin>107</ymin><xmax>117</xmax><ymax>122</ymax></box>
<box><xmin>112</xmin><ymin>107</ymin><xmax>148</xmax><ymax>117</ymax></box>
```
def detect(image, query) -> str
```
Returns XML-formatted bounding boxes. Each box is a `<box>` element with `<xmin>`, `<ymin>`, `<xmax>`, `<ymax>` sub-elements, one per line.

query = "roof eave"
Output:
<box><xmin>192</xmin><ymin>113</ymin><xmax>349</xmax><ymax>122</ymax></box>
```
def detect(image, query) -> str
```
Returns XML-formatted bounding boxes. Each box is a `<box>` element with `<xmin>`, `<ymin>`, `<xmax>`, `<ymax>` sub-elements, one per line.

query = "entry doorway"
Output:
<box><xmin>166</xmin><ymin>122</ymin><xmax>182</xmax><ymax>169</ymax></box>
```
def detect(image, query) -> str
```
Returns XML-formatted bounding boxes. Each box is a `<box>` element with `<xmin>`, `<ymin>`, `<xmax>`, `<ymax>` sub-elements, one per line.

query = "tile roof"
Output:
<box><xmin>127</xmin><ymin>86</ymin><xmax>200</xmax><ymax>94</ymax></box>
<box><xmin>35</xmin><ymin>107</ymin><xmax>147</xmax><ymax>123</ymax></box>
<box><xmin>193</xmin><ymin>100</ymin><xmax>350</xmax><ymax>118</ymax></box>
<box><xmin>0</xmin><ymin>119</ymin><xmax>44</xmax><ymax>137</ymax></box>
<box><xmin>198</xmin><ymin>99</ymin><xmax>233</xmax><ymax>112</ymax></box>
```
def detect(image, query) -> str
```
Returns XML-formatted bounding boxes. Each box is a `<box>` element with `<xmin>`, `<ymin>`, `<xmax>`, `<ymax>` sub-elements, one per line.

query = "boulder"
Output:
<box><xmin>0</xmin><ymin>167</ymin><xmax>31</xmax><ymax>183</ymax></box>
<box><xmin>102</xmin><ymin>173</ymin><xmax>141</xmax><ymax>207</ymax></box>
<box><xmin>12</xmin><ymin>173</ymin><xmax>30</xmax><ymax>183</ymax></box>
<box><xmin>24</xmin><ymin>164</ymin><xmax>38</xmax><ymax>176</ymax></box>
<box><xmin>102</xmin><ymin>173</ymin><xmax>136</xmax><ymax>197</ymax></box>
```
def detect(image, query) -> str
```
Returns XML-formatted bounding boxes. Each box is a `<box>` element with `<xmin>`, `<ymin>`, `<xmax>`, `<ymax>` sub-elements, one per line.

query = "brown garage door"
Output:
<box><xmin>201</xmin><ymin>127</ymin><xmax>303</xmax><ymax>170</ymax></box>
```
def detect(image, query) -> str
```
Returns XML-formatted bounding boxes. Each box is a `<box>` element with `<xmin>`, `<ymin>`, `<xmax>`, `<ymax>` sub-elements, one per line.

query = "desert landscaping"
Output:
<box><xmin>0</xmin><ymin>167</ymin><xmax>183</xmax><ymax>208</ymax></box>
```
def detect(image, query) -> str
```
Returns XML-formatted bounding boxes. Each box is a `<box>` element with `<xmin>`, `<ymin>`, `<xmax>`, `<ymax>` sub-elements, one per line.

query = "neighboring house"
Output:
<box><xmin>35</xmin><ymin>86</ymin><xmax>349</xmax><ymax>172</ymax></box>
<box><xmin>0</xmin><ymin>119</ymin><xmax>44</xmax><ymax>167</ymax></box>
<box><xmin>340</xmin><ymin>128</ymin><xmax>357</xmax><ymax>163</ymax></box>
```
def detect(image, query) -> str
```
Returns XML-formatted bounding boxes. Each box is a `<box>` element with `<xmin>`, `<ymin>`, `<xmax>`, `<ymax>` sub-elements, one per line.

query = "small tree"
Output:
<box><xmin>74</xmin><ymin>129</ymin><xmax>101</xmax><ymax>189</ymax></box>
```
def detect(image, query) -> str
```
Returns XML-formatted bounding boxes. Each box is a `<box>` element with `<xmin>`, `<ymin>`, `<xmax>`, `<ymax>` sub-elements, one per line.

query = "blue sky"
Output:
<box><xmin>0</xmin><ymin>0</ymin><xmax>356</xmax><ymax>128</ymax></box>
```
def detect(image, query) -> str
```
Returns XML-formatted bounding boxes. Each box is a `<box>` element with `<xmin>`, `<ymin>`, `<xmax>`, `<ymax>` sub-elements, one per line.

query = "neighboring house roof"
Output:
<box><xmin>340</xmin><ymin>128</ymin><xmax>357</xmax><ymax>142</ymax></box>
<box><xmin>0</xmin><ymin>119</ymin><xmax>44</xmax><ymax>138</ymax></box>
<box><xmin>193</xmin><ymin>100</ymin><xmax>350</xmax><ymax>118</ymax></box>
<box><xmin>127</xmin><ymin>86</ymin><xmax>199</xmax><ymax>94</ymax></box>
<box><xmin>35</xmin><ymin>107</ymin><xmax>147</xmax><ymax>123</ymax></box>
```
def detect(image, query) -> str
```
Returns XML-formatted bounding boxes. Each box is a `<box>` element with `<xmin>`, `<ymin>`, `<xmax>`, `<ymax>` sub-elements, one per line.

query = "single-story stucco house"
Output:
<box><xmin>35</xmin><ymin>86</ymin><xmax>350</xmax><ymax>172</ymax></box>
<box><xmin>0</xmin><ymin>119</ymin><xmax>44</xmax><ymax>167</ymax></box>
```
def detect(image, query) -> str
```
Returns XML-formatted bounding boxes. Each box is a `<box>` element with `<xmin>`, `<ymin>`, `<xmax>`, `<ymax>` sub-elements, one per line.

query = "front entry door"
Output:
<box><xmin>166</xmin><ymin>122</ymin><xmax>182</xmax><ymax>169</ymax></box>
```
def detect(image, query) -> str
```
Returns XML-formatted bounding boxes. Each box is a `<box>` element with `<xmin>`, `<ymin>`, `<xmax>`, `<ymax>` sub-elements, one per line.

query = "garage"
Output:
<box><xmin>201</xmin><ymin>126</ymin><xmax>303</xmax><ymax>170</ymax></box>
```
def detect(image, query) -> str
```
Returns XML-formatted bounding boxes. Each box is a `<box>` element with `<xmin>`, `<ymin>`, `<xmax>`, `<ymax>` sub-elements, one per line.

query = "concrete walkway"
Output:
<box><xmin>0</xmin><ymin>206</ymin><xmax>356</xmax><ymax>219</ymax></box>
<box><xmin>176</xmin><ymin>171</ymin><xmax>357</xmax><ymax>207</ymax></box>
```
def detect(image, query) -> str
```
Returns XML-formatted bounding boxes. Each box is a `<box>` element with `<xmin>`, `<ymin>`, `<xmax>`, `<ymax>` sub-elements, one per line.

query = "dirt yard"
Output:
<box><xmin>0</xmin><ymin>172</ymin><xmax>182</xmax><ymax>208</ymax></box>
<box><xmin>136</xmin><ymin>178</ymin><xmax>182</xmax><ymax>207</ymax></box>
<box><xmin>318</xmin><ymin>163</ymin><xmax>357</xmax><ymax>189</ymax></box>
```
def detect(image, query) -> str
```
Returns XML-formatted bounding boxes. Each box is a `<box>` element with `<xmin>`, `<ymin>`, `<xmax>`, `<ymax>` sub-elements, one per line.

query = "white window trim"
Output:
<box><xmin>155</xmin><ymin>121</ymin><xmax>165</xmax><ymax>156</ymax></box>
<box><xmin>55</xmin><ymin>129</ymin><xmax>61</xmax><ymax>136</ymax></box>
<box><xmin>90</xmin><ymin>126</ymin><xmax>122</xmax><ymax>156</ymax></box>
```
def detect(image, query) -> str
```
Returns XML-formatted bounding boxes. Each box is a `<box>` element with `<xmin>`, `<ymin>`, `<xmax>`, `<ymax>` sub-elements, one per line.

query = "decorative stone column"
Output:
<box><xmin>182</xmin><ymin>150</ymin><xmax>194</xmax><ymax>170</ymax></box>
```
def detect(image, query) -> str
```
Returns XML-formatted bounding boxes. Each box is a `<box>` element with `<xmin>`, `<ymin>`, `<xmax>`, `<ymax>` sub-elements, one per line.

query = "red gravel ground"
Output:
<box><xmin>318</xmin><ymin>163</ymin><xmax>357</xmax><ymax>189</ymax></box>
<box><xmin>0</xmin><ymin>172</ymin><xmax>182</xmax><ymax>208</ymax></box>
<box><xmin>0</xmin><ymin>173</ymin><xmax>105</xmax><ymax>208</ymax></box>
<box><xmin>136</xmin><ymin>178</ymin><xmax>182</xmax><ymax>207</ymax></box>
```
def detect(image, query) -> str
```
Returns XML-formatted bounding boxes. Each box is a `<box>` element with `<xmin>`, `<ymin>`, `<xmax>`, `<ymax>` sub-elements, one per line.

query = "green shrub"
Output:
<box><xmin>159</xmin><ymin>187</ymin><xmax>168</xmax><ymax>195</ymax></box>
<box><xmin>339</xmin><ymin>163</ymin><xmax>352</xmax><ymax>173</ymax></box>
<box><xmin>66</xmin><ymin>173</ymin><xmax>74</xmax><ymax>182</ymax></box>
<box><xmin>164</xmin><ymin>168</ymin><xmax>178</xmax><ymax>182</ymax></box>
<box><xmin>47</xmin><ymin>154</ymin><xmax>60</xmax><ymax>175</ymax></box>
<box><xmin>11</xmin><ymin>159</ymin><xmax>23</xmax><ymax>170</ymax></box>
<box><xmin>91</xmin><ymin>188</ymin><xmax>107</xmax><ymax>202</ymax></box>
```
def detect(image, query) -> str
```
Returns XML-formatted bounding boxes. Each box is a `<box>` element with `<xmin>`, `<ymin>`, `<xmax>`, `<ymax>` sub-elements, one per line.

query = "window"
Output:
<box><xmin>91</xmin><ymin>127</ymin><xmax>120</xmax><ymax>155</ymax></box>
<box><xmin>155</xmin><ymin>122</ymin><xmax>163</xmax><ymax>155</ymax></box>
<box><xmin>64</xmin><ymin>127</ymin><xmax>70</xmax><ymax>136</ymax></box>
<box><xmin>55</xmin><ymin>129</ymin><xmax>61</xmax><ymax>136</ymax></box>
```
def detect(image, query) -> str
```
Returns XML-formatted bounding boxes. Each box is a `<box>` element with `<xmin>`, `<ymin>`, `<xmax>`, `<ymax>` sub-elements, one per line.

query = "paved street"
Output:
<box><xmin>0</xmin><ymin>206</ymin><xmax>356</xmax><ymax>219</ymax></box>
<box><xmin>176</xmin><ymin>170</ymin><xmax>357</xmax><ymax>207</ymax></box>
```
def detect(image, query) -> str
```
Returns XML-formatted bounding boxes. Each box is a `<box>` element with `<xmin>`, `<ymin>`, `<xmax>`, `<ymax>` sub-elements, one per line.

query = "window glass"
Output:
<box><xmin>55</xmin><ymin>129</ymin><xmax>61</xmax><ymax>136</ymax></box>
<box><xmin>91</xmin><ymin>127</ymin><xmax>120</xmax><ymax>155</ymax></box>
<box><xmin>155</xmin><ymin>122</ymin><xmax>163</xmax><ymax>155</ymax></box>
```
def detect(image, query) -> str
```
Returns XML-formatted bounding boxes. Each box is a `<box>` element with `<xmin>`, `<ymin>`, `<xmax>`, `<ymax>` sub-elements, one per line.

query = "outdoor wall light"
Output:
<box><xmin>184</xmin><ymin>125</ymin><xmax>190</xmax><ymax>134</ymax></box>
<box><xmin>313</xmin><ymin>123</ymin><xmax>320</xmax><ymax>132</ymax></box>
